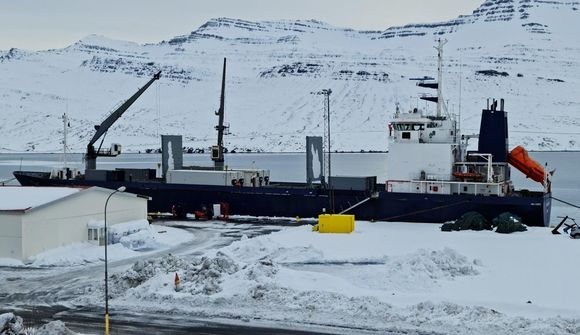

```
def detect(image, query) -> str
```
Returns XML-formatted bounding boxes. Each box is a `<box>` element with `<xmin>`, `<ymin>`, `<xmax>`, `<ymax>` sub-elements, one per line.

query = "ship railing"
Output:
<box><xmin>453</xmin><ymin>161</ymin><xmax>509</xmax><ymax>184</ymax></box>
<box><xmin>387</xmin><ymin>179</ymin><xmax>506</xmax><ymax>197</ymax></box>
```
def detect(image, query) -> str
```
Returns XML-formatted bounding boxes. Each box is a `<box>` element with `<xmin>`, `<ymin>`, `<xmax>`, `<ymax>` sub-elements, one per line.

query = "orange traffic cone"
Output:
<box><xmin>174</xmin><ymin>272</ymin><xmax>180</xmax><ymax>290</ymax></box>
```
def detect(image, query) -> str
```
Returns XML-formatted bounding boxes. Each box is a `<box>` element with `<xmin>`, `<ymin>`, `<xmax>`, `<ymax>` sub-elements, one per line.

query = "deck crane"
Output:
<box><xmin>85</xmin><ymin>71</ymin><xmax>161</xmax><ymax>170</ymax></box>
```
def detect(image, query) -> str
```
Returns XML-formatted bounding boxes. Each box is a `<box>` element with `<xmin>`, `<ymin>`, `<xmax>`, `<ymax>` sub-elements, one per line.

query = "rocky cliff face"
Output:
<box><xmin>0</xmin><ymin>1</ymin><xmax>579</xmax><ymax>153</ymax></box>
<box><xmin>381</xmin><ymin>0</ymin><xmax>579</xmax><ymax>38</ymax></box>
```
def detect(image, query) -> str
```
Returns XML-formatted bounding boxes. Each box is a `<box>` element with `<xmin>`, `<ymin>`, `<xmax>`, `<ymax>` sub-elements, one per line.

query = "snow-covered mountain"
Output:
<box><xmin>1</xmin><ymin>0</ymin><xmax>579</xmax><ymax>153</ymax></box>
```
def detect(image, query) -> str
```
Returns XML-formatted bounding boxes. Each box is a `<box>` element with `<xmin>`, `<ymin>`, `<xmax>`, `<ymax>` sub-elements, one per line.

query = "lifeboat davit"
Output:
<box><xmin>507</xmin><ymin>146</ymin><xmax>545</xmax><ymax>184</ymax></box>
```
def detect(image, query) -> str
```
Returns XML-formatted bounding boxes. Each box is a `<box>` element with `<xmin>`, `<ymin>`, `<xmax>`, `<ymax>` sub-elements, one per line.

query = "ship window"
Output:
<box><xmin>463</xmin><ymin>186</ymin><xmax>468</xmax><ymax>192</ymax></box>
<box><xmin>402</xmin><ymin>132</ymin><xmax>411</xmax><ymax>139</ymax></box>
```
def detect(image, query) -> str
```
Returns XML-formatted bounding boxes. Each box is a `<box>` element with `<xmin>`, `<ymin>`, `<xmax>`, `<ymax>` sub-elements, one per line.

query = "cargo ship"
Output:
<box><xmin>14</xmin><ymin>42</ymin><xmax>552</xmax><ymax>226</ymax></box>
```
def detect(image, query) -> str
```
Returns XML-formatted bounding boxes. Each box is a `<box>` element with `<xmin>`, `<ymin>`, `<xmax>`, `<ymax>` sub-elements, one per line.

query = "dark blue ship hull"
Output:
<box><xmin>14</xmin><ymin>171</ymin><xmax>551</xmax><ymax>227</ymax></box>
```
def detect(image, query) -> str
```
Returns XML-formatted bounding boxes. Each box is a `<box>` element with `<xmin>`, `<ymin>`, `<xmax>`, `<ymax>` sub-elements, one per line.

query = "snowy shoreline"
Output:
<box><xmin>57</xmin><ymin>221</ymin><xmax>580</xmax><ymax>334</ymax></box>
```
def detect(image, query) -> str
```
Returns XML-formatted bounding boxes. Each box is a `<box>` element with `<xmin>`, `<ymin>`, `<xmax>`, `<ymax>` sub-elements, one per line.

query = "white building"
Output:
<box><xmin>0</xmin><ymin>186</ymin><xmax>148</xmax><ymax>261</ymax></box>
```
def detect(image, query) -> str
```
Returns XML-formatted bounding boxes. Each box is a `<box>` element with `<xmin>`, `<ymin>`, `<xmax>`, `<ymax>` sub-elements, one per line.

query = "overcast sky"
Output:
<box><xmin>0</xmin><ymin>0</ymin><xmax>483</xmax><ymax>50</ymax></box>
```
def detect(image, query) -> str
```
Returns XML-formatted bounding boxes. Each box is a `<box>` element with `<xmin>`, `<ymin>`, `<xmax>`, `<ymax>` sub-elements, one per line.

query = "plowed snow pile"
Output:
<box><xmin>78</xmin><ymin>222</ymin><xmax>580</xmax><ymax>334</ymax></box>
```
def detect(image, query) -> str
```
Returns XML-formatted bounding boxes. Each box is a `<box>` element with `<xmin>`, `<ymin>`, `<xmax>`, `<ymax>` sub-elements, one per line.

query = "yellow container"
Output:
<box><xmin>317</xmin><ymin>214</ymin><xmax>355</xmax><ymax>233</ymax></box>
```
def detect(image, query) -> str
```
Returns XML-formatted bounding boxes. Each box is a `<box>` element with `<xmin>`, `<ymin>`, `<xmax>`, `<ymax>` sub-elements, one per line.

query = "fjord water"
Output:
<box><xmin>1</xmin><ymin>152</ymin><xmax>578</xmax><ymax>224</ymax></box>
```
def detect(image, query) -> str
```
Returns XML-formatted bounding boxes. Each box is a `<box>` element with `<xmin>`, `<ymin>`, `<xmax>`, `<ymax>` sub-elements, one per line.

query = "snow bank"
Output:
<box><xmin>0</xmin><ymin>258</ymin><xmax>24</xmax><ymax>267</ymax></box>
<box><xmin>88</xmin><ymin>221</ymin><xmax>580</xmax><ymax>334</ymax></box>
<box><xmin>25</xmin><ymin>224</ymin><xmax>192</xmax><ymax>267</ymax></box>
<box><xmin>28</xmin><ymin>242</ymin><xmax>137</xmax><ymax>267</ymax></box>
<box><xmin>109</xmin><ymin>254</ymin><xmax>187</xmax><ymax>297</ymax></box>
<box><xmin>119</xmin><ymin>228</ymin><xmax>158</xmax><ymax>250</ymax></box>
<box><xmin>33</xmin><ymin>320</ymin><xmax>76</xmax><ymax>335</ymax></box>
<box><xmin>0</xmin><ymin>313</ymin><xmax>23</xmax><ymax>335</ymax></box>
<box><xmin>0</xmin><ymin>313</ymin><xmax>77</xmax><ymax>335</ymax></box>
<box><xmin>88</xmin><ymin>219</ymin><xmax>152</xmax><ymax>244</ymax></box>
<box><xmin>109</xmin><ymin>219</ymin><xmax>151</xmax><ymax>244</ymax></box>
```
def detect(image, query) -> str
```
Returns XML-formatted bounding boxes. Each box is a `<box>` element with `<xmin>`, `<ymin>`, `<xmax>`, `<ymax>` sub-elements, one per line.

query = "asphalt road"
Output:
<box><xmin>6</xmin><ymin>305</ymin><xmax>342</xmax><ymax>335</ymax></box>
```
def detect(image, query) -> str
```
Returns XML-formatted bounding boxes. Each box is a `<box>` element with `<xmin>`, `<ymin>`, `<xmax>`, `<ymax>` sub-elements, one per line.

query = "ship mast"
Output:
<box><xmin>212</xmin><ymin>58</ymin><xmax>229</xmax><ymax>170</ymax></box>
<box><xmin>435</xmin><ymin>38</ymin><xmax>448</xmax><ymax>117</ymax></box>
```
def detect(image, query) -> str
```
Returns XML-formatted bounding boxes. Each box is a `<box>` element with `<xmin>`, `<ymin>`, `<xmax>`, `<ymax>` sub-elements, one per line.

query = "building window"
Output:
<box><xmin>402</xmin><ymin>132</ymin><xmax>411</xmax><ymax>139</ymax></box>
<box><xmin>88</xmin><ymin>228</ymin><xmax>99</xmax><ymax>241</ymax></box>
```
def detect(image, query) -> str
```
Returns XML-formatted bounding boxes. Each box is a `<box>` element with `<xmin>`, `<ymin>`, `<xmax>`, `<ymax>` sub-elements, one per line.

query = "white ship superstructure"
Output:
<box><xmin>387</xmin><ymin>40</ymin><xmax>518</xmax><ymax>198</ymax></box>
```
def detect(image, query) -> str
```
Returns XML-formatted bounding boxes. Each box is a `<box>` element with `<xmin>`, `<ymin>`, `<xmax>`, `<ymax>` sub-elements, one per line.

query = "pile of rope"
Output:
<box><xmin>441</xmin><ymin>211</ymin><xmax>526</xmax><ymax>234</ymax></box>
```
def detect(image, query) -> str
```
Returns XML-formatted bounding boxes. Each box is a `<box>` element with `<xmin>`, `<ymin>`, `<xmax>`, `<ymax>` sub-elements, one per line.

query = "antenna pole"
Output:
<box><xmin>318</xmin><ymin>89</ymin><xmax>332</xmax><ymax>185</ymax></box>
<box><xmin>326</xmin><ymin>90</ymin><xmax>332</xmax><ymax>183</ymax></box>
<box><xmin>458</xmin><ymin>52</ymin><xmax>462</xmax><ymax>143</ymax></box>
<box><xmin>321</xmin><ymin>89</ymin><xmax>334</xmax><ymax>213</ymax></box>
<box><xmin>311</xmin><ymin>88</ymin><xmax>334</xmax><ymax>211</ymax></box>
<box><xmin>63</xmin><ymin>112</ymin><xmax>68</xmax><ymax>169</ymax></box>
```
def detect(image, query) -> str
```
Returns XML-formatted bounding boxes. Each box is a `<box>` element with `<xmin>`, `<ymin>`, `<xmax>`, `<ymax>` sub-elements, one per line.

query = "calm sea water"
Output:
<box><xmin>1</xmin><ymin>151</ymin><xmax>579</xmax><ymax>224</ymax></box>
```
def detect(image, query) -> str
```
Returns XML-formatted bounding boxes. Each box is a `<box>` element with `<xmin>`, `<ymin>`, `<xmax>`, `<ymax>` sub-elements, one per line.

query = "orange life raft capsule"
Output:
<box><xmin>507</xmin><ymin>146</ymin><xmax>545</xmax><ymax>184</ymax></box>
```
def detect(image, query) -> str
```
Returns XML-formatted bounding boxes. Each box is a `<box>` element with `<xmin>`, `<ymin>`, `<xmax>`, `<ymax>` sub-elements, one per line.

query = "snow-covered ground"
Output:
<box><xmin>1</xmin><ymin>219</ymin><xmax>579</xmax><ymax>333</ymax></box>
<box><xmin>0</xmin><ymin>223</ymin><xmax>193</xmax><ymax>267</ymax></box>
<box><xmin>55</xmin><ymin>220</ymin><xmax>578</xmax><ymax>334</ymax></box>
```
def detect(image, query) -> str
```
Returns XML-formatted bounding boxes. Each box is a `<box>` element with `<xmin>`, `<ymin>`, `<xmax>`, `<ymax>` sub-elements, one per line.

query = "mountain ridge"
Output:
<box><xmin>0</xmin><ymin>0</ymin><xmax>579</xmax><ymax>154</ymax></box>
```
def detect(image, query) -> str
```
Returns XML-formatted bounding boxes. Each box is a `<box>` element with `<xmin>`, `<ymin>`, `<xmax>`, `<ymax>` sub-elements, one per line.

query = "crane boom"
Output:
<box><xmin>86</xmin><ymin>71</ymin><xmax>161</xmax><ymax>170</ymax></box>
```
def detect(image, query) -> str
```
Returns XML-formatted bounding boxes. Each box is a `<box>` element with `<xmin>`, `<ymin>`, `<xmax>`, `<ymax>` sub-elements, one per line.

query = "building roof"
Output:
<box><xmin>0</xmin><ymin>187</ymin><xmax>80</xmax><ymax>211</ymax></box>
<box><xmin>0</xmin><ymin>186</ymin><xmax>146</xmax><ymax>212</ymax></box>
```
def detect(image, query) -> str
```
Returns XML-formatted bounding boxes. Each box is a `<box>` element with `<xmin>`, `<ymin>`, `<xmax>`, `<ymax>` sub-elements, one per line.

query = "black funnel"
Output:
<box><xmin>478</xmin><ymin>99</ymin><xmax>508</xmax><ymax>162</ymax></box>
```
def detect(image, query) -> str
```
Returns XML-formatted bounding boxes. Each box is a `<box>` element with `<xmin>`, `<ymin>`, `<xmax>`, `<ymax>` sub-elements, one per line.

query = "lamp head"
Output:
<box><xmin>117</xmin><ymin>186</ymin><xmax>126</xmax><ymax>192</ymax></box>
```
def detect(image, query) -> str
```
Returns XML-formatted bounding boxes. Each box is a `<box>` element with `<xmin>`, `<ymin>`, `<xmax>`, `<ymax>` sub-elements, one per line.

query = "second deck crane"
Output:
<box><xmin>86</xmin><ymin>71</ymin><xmax>161</xmax><ymax>170</ymax></box>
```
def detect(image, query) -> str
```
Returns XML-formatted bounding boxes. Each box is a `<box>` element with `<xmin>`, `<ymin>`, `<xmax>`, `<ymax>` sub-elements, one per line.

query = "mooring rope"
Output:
<box><xmin>378</xmin><ymin>200</ymin><xmax>471</xmax><ymax>222</ymax></box>
<box><xmin>551</xmin><ymin>196</ymin><xmax>580</xmax><ymax>210</ymax></box>
<box><xmin>0</xmin><ymin>177</ymin><xmax>16</xmax><ymax>186</ymax></box>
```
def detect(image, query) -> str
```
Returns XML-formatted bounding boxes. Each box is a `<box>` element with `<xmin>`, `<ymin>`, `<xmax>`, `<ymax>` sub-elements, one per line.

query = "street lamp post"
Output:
<box><xmin>104</xmin><ymin>186</ymin><xmax>126</xmax><ymax>335</ymax></box>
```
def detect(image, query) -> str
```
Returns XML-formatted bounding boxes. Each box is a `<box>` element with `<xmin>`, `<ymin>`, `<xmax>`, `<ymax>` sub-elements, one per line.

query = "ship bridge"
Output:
<box><xmin>390</xmin><ymin>112</ymin><xmax>457</xmax><ymax>145</ymax></box>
